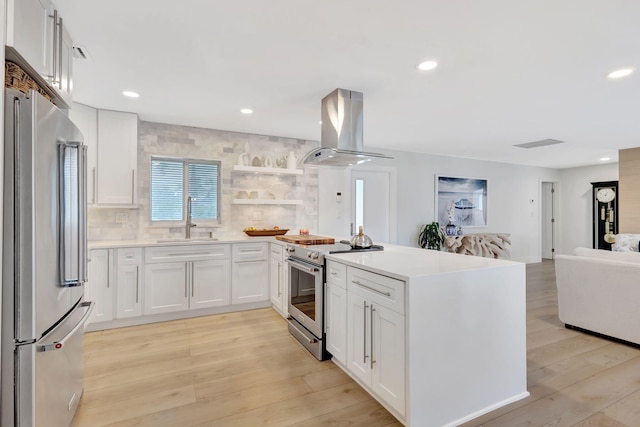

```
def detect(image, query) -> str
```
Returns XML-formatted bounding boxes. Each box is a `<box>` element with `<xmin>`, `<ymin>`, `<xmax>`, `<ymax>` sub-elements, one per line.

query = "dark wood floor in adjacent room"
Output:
<box><xmin>72</xmin><ymin>260</ymin><xmax>640</xmax><ymax>427</ymax></box>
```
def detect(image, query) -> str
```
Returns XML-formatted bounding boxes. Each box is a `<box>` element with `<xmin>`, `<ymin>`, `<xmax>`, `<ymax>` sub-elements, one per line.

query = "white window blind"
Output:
<box><xmin>151</xmin><ymin>157</ymin><xmax>220</xmax><ymax>222</ymax></box>
<box><xmin>188</xmin><ymin>163</ymin><xmax>218</xmax><ymax>219</ymax></box>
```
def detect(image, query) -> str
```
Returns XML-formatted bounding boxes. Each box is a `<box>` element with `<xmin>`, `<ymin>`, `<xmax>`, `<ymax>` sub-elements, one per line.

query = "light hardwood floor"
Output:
<box><xmin>72</xmin><ymin>260</ymin><xmax>640</xmax><ymax>427</ymax></box>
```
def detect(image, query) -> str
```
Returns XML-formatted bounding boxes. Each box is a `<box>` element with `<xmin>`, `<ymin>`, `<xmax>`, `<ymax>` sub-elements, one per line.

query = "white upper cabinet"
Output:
<box><xmin>6</xmin><ymin>0</ymin><xmax>53</xmax><ymax>79</ymax></box>
<box><xmin>5</xmin><ymin>0</ymin><xmax>73</xmax><ymax>106</ymax></box>
<box><xmin>56</xmin><ymin>22</ymin><xmax>73</xmax><ymax>105</ymax></box>
<box><xmin>69</xmin><ymin>103</ymin><xmax>97</xmax><ymax>204</ymax></box>
<box><xmin>97</xmin><ymin>110</ymin><xmax>138</xmax><ymax>206</ymax></box>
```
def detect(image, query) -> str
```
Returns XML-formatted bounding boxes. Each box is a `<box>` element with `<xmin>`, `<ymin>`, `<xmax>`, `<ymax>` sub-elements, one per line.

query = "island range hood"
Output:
<box><xmin>300</xmin><ymin>88</ymin><xmax>392</xmax><ymax>167</ymax></box>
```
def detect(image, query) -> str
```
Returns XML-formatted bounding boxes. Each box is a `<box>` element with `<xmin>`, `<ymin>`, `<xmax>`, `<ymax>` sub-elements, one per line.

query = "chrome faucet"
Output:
<box><xmin>186</xmin><ymin>196</ymin><xmax>197</xmax><ymax>238</ymax></box>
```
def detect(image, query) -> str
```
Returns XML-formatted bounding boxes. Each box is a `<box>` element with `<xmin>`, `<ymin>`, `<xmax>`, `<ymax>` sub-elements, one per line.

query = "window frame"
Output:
<box><xmin>149</xmin><ymin>155</ymin><xmax>222</xmax><ymax>226</ymax></box>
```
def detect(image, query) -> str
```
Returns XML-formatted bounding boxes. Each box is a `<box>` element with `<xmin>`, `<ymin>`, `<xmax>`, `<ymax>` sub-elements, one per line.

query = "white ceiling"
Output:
<box><xmin>54</xmin><ymin>0</ymin><xmax>640</xmax><ymax>169</ymax></box>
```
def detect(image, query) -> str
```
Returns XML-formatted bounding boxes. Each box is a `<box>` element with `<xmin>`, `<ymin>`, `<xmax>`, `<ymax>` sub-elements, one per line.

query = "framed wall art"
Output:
<box><xmin>436</xmin><ymin>176</ymin><xmax>488</xmax><ymax>229</ymax></box>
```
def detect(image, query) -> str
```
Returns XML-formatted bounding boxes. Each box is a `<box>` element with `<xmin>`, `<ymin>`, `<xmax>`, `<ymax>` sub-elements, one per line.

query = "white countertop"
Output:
<box><xmin>325</xmin><ymin>244</ymin><xmax>522</xmax><ymax>281</ymax></box>
<box><xmin>88</xmin><ymin>235</ymin><xmax>287</xmax><ymax>249</ymax></box>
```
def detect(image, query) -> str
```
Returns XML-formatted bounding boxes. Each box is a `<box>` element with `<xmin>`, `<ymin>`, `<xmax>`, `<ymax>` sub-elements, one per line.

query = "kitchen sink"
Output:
<box><xmin>156</xmin><ymin>238</ymin><xmax>219</xmax><ymax>243</ymax></box>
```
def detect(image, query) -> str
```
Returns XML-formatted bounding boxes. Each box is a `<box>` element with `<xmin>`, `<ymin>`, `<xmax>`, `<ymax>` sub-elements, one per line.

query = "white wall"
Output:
<box><xmin>319</xmin><ymin>149</ymin><xmax>560</xmax><ymax>263</ymax></box>
<box><xmin>556</xmin><ymin>163</ymin><xmax>619</xmax><ymax>254</ymax></box>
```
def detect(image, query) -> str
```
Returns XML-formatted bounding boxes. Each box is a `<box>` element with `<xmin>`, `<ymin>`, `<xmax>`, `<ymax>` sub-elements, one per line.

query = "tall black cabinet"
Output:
<box><xmin>591</xmin><ymin>181</ymin><xmax>619</xmax><ymax>250</ymax></box>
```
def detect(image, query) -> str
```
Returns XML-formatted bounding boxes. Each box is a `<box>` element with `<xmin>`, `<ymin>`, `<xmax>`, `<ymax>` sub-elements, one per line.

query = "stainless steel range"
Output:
<box><xmin>286</xmin><ymin>241</ymin><xmax>383</xmax><ymax>360</ymax></box>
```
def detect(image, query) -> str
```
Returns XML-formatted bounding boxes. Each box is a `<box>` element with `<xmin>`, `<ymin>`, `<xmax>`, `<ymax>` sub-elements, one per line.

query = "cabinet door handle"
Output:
<box><xmin>371</xmin><ymin>305</ymin><xmax>376</xmax><ymax>369</ymax></box>
<box><xmin>191</xmin><ymin>262</ymin><xmax>195</xmax><ymax>297</ymax></box>
<box><xmin>106</xmin><ymin>251</ymin><xmax>110</xmax><ymax>288</ymax></box>
<box><xmin>277</xmin><ymin>262</ymin><xmax>282</xmax><ymax>296</ymax></box>
<box><xmin>58</xmin><ymin>16</ymin><xmax>63</xmax><ymax>89</ymax></box>
<box><xmin>363</xmin><ymin>302</ymin><xmax>369</xmax><ymax>363</ymax></box>
<box><xmin>49</xmin><ymin>10</ymin><xmax>58</xmax><ymax>84</ymax></box>
<box><xmin>91</xmin><ymin>167</ymin><xmax>96</xmax><ymax>204</ymax></box>
<box><xmin>352</xmin><ymin>280</ymin><xmax>391</xmax><ymax>297</ymax></box>
<box><xmin>131</xmin><ymin>170</ymin><xmax>135</xmax><ymax>204</ymax></box>
<box><xmin>135</xmin><ymin>265</ymin><xmax>139</xmax><ymax>303</ymax></box>
<box><xmin>184</xmin><ymin>263</ymin><xmax>188</xmax><ymax>298</ymax></box>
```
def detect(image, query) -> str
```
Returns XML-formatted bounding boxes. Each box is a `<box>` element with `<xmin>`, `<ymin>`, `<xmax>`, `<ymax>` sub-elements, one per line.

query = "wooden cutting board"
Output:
<box><xmin>275</xmin><ymin>235</ymin><xmax>335</xmax><ymax>245</ymax></box>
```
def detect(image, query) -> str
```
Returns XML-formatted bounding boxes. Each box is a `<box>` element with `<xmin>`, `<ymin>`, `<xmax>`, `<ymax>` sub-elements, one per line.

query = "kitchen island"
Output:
<box><xmin>324</xmin><ymin>244</ymin><xmax>528</xmax><ymax>427</ymax></box>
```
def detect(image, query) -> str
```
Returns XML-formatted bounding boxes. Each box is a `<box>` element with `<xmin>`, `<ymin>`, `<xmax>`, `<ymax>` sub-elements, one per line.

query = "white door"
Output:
<box><xmin>351</xmin><ymin>169</ymin><xmax>394</xmax><ymax>243</ymax></box>
<box><xmin>190</xmin><ymin>260</ymin><xmax>230</xmax><ymax>309</ymax></box>
<box><xmin>541</xmin><ymin>182</ymin><xmax>555</xmax><ymax>259</ymax></box>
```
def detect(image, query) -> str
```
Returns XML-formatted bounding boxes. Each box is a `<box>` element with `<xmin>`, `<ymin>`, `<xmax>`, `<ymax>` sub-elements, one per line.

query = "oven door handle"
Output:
<box><xmin>286</xmin><ymin>258</ymin><xmax>321</xmax><ymax>274</ymax></box>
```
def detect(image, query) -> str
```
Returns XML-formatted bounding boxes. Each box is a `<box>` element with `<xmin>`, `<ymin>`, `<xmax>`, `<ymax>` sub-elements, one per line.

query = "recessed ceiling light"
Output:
<box><xmin>600</xmin><ymin>157</ymin><xmax>611</xmax><ymax>161</ymax></box>
<box><xmin>319</xmin><ymin>120</ymin><xmax>322</xmax><ymax>125</ymax></box>
<box><xmin>240</xmin><ymin>108</ymin><xmax>253</xmax><ymax>114</ymax></box>
<box><xmin>607</xmin><ymin>68</ymin><xmax>634</xmax><ymax>79</ymax></box>
<box><xmin>122</xmin><ymin>91</ymin><xmax>140</xmax><ymax>98</ymax></box>
<box><xmin>417</xmin><ymin>61</ymin><xmax>438</xmax><ymax>71</ymax></box>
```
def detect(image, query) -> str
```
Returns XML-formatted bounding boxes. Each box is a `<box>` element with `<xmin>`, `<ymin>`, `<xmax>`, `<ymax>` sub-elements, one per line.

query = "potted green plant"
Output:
<box><xmin>418</xmin><ymin>221</ymin><xmax>445</xmax><ymax>250</ymax></box>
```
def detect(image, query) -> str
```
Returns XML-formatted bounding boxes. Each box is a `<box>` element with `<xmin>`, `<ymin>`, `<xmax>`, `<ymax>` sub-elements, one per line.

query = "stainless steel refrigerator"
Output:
<box><xmin>1</xmin><ymin>89</ymin><xmax>94</xmax><ymax>427</ymax></box>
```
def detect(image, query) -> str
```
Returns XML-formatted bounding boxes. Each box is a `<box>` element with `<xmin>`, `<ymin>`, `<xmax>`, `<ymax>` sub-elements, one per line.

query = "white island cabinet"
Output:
<box><xmin>325</xmin><ymin>260</ymin><xmax>348</xmax><ymax>365</ymax></box>
<box><xmin>325</xmin><ymin>245</ymin><xmax>528</xmax><ymax>427</ymax></box>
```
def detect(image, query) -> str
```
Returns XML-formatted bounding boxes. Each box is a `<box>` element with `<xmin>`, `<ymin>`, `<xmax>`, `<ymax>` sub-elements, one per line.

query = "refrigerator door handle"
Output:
<box><xmin>79</xmin><ymin>145</ymin><xmax>88</xmax><ymax>283</ymax></box>
<box><xmin>58</xmin><ymin>142</ymin><xmax>85</xmax><ymax>287</ymax></box>
<box><xmin>39</xmin><ymin>301</ymin><xmax>94</xmax><ymax>352</ymax></box>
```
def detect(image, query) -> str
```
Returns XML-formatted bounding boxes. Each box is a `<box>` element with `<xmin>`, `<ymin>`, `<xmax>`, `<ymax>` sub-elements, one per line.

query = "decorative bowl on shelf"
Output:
<box><xmin>243</xmin><ymin>228</ymin><xmax>289</xmax><ymax>236</ymax></box>
<box><xmin>267</xmin><ymin>182</ymin><xmax>292</xmax><ymax>200</ymax></box>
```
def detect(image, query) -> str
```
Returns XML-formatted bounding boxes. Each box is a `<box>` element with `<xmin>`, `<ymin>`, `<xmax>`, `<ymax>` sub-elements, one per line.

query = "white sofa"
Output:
<box><xmin>555</xmin><ymin>247</ymin><xmax>640</xmax><ymax>346</ymax></box>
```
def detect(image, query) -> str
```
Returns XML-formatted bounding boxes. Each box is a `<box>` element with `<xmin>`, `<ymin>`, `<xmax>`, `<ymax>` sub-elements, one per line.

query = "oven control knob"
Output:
<box><xmin>308</xmin><ymin>251</ymin><xmax>319</xmax><ymax>260</ymax></box>
<box><xmin>286</xmin><ymin>246</ymin><xmax>295</xmax><ymax>253</ymax></box>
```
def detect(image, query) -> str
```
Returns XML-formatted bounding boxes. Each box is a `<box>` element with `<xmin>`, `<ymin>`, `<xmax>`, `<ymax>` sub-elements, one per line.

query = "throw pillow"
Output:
<box><xmin>612</xmin><ymin>234</ymin><xmax>640</xmax><ymax>252</ymax></box>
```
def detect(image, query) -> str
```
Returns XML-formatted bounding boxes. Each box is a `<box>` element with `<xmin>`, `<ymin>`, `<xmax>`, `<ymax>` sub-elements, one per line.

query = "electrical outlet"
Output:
<box><xmin>115</xmin><ymin>212</ymin><xmax>128</xmax><ymax>224</ymax></box>
<box><xmin>252</xmin><ymin>210</ymin><xmax>263</xmax><ymax>221</ymax></box>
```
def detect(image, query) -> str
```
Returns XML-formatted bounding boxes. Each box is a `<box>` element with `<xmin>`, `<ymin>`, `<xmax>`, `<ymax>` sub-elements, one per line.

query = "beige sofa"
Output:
<box><xmin>555</xmin><ymin>247</ymin><xmax>640</xmax><ymax>346</ymax></box>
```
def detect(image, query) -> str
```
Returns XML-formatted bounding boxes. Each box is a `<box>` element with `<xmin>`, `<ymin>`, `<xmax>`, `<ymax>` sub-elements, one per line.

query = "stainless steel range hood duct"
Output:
<box><xmin>301</xmin><ymin>88</ymin><xmax>392</xmax><ymax>167</ymax></box>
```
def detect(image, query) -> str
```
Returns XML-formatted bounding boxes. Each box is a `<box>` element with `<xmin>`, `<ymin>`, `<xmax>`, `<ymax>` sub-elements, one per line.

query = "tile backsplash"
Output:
<box><xmin>88</xmin><ymin>121</ymin><xmax>319</xmax><ymax>241</ymax></box>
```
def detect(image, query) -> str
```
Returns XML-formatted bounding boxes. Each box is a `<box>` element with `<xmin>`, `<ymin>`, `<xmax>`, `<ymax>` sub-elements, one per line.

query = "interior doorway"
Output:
<box><xmin>541</xmin><ymin>182</ymin><xmax>557</xmax><ymax>259</ymax></box>
<box><xmin>350</xmin><ymin>168</ymin><xmax>396</xmax><ymax>243</ymax></box>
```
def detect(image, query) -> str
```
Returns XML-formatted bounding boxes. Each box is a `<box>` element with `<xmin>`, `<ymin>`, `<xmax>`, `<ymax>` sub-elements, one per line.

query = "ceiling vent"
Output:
<box><xmin>514</xmin><ymin>138</ymin><xmax>565</xmax><ymax>149</ymax></box>
<box><xmin>72</xmin><ymin>45</ymin><xmax>92</xmax><ymax>61</ymax></box>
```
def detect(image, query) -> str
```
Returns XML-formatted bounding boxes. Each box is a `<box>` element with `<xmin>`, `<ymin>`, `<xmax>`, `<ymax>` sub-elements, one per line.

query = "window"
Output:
<box><xmin>150</xmin><ymin>157</ymin><xmax>221</xmax><ymax>223</ymax></box>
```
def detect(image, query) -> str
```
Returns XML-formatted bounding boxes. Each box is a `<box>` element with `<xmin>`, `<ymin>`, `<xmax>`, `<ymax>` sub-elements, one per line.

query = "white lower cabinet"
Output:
<box><xmin>326</xmin><ymin>260</ymin><xmax>347</xmax><ymax>364</ymax></box>
<box><xmin>232</xmin><ymin>243</ymin><xmax>269</xmax><ymax>304</ymax></box>
<box><xmin>144</xmin><ymin>244</ymin><xmax>231</xmax><ymax>315</ymax></box>
<box><xmin>191</xmin><ymin>260</ymin><xmax>231</xmax><ymax>309</ymax></box>
<box><xmin>269</xmin><ymin>243</ymin><xmax>288</xmax><ymax>316</ymax></box>
<box><xmin>87</xmin><ymin>243</ymin><xmax>271</xmax><ymax>327</ymax></box>
<box><xmin>144</xmin><ymin>262</ymin><xmax>188</xmax><ymax>315</ymax></box>
<box><xmin>325</xmin><ymin>282</ymin><xmax>347</xmax><ymax>365</ymax></box>
<box><xmin>116</xmin><ymin>248</ymin><xmax>143</xmax><ymax>318</ymax></box>
<box><xmin>86</xmin><ymin>249</ymin><xmax>114</xmax><ymax>323</ymax></box>
<box><xmin>342</xmin><ymin>265</ymin><xmax>406</xmax><ymax>418</ymax></box>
